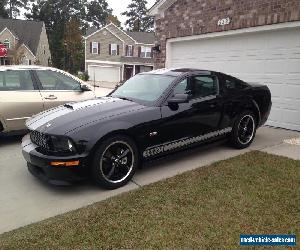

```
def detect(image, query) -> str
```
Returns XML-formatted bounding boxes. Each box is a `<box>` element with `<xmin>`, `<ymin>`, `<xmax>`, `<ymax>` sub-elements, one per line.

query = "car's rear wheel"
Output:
<box><xmin>91</xmin><ymin>135</ymin><xmax>139</xmax><ymax>189</ymax></box>
<box><xmin>230</xmin><ymin>111</ymin><xmax>256</xmax><ymax>149</ymax></box>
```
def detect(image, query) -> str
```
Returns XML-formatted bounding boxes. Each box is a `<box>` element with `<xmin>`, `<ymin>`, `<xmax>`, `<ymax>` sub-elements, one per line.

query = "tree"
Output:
<box><xmin>64</xmin><ymin>18</ymin><xmax>84</xmax><ymax>73</ymax></box>
<box><xmin>0</xmin><ymin>1</ymin><xmax>8</xmax><ymax>18</ymax></box>
<box><xmin>86</xmin><ymin>0</ymin><xmax>112</xmax><ymax>29</ymax></box>
<box><xmin>26</xmin><ymin>0</ymin><xmax>112</xmax><ymax>70</ymax></box>
<box><xmin>106</xmin><ymin>14</ymin><xmax>121</xmax><ymax>27</ymax></box>
<box><xmin>26</xmin><ymin>0</ymin><xmax>87</xmax><ymax>69</ymax></box>
<box><xmin>4</xmin><ymin>0</ymin><xmax>31</xmax><ymax>18</ymax></box>
<box><xmin>122</xmin><ymin>0</ymin><xmax>154</xmax><ymax>32</ymax></box>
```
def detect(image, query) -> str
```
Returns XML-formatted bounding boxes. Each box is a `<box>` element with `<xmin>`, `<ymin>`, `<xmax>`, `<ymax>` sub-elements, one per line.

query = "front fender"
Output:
<box><xmin>69</xmin><ymin>120</ymin><xmax>135</xmax><ymax>152</ymax></box>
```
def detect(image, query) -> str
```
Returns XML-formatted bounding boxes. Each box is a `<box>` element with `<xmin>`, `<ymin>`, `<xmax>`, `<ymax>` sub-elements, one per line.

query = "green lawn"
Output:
<box><xmin>0</xmin><ymin>151</ymin><xmax>299</xmax><ymax>249</ymax></box>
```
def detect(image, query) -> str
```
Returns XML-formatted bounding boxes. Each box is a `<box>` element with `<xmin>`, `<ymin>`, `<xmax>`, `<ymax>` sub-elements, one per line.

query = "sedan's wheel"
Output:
<box><xmin>230</xmin><ymin>111</ymin><xmax>256</xmax><ymax>149</ymax></box>
<box><xmin>91</xmin><ymin>135</ymin><xmax>139</xmax><ymax>189</ymax></box>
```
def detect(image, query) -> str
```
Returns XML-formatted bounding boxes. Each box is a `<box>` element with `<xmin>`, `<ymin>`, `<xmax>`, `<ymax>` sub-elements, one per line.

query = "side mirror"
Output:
<box><xmin>168</xmin><ymin>94</ymin><xmax>189</xmax><ymax>105</ymax></box>
<box><xmin>81</xmin><ymin>84</ymin><xmax>91</xmax><ymax>92</ymax></box>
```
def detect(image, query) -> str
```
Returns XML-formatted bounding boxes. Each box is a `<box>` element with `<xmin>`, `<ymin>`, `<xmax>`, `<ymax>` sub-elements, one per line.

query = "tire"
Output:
<box><xmin>91</xmin><ymin>135</ymin><xmax>139</xmax><ymax>189</ymax></box>
<box><xmin>230</xmin><ymin>111</ymin><xmax>256</xmax><ymax>149</ymax></box>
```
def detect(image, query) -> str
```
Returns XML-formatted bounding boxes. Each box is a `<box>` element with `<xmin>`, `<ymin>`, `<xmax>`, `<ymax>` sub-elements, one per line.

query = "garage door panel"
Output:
<box><xmin>168</xmin><ymin>27</ymin><xmax>300</xmax><ymax>131</ymax></box>
<box><xmin>88</xmin><ymin>66</ymin><xmax>120</xmax><ymax>83</ymax></box>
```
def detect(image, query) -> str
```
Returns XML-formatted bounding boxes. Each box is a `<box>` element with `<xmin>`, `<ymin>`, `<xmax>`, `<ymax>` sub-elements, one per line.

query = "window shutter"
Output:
<box><xmin>90</xmin><ymin>42</ymin><xmax>92</xmax><ymax>53</ymax></box>
<box><xmin>109</xmin><ymin>44</ymin><xmax>111</xmax><ymax>55</ymax></box>
<box><xmin>125</xmin><ymin>45</ymin><xmax>128</xmax><ymax>56</ymax></box>
<box><xmin>117</xmin><ymin>45</ymin><xmax>120</xmax><ymax>55</ymax></box>
<box><xmin>132</xmin><ymin>46</ymin><xmax>134</xmax><ymax>57</ymax></box>
<box><xmin>98</xmin><ymin>43</ymin><xmax>101</xmax><ymax>54</ymax></box>
<box><xmin>138</xmin><ymin>46</ymin><xmax>141</xmax><ymax>57</ymax></box>
<box><xmin>150</xmin><ymin>47</ymin><xmax>154</xmax><ymax>58</ymax></box>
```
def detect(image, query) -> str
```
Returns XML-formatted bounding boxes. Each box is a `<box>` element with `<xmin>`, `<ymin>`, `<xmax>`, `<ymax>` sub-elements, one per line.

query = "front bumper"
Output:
<box><xmin>22</xmin><ymin>134</ymin><xmax>89</xmax><ymax>185</ymax></box>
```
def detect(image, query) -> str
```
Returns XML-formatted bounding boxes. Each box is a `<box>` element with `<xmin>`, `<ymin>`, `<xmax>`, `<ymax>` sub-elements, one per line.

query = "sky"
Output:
<box><xmin>107</xmin><ymin>0</ymin><xmax>157</xmax><ymax>27</ymax></box>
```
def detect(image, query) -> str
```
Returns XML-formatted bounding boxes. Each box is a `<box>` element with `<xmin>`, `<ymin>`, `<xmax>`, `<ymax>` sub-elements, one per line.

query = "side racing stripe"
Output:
<box><xmin>143</xmin><ymin>127</ymin><xmax>232</xmax><ymax>158</ymax></box>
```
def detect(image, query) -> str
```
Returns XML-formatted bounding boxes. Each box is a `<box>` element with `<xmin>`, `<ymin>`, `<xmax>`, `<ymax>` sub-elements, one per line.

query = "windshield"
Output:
<box><xmin>111</xmin><ymin>74</ymin><xmax>175</xmax><ymax>103</ymax></box>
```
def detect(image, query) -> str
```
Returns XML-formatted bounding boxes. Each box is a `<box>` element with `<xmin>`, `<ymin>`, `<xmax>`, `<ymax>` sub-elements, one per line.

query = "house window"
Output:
<box><xmin>111</xmin><ymin>44</ymin><xmax>118</xmax><ymax>56</ymax></box>
<box><xmin>141</xmin><ymin>46</ymin><xmax>152</xmax><ymax>58</ymax></box>
<box><xmin>126</xmin><ymin>45</ymin><xmax>133</xmax><ymax>57</ymax></box>
<box><xmin>3</xmin><ymin>39</ymin><xmax>10</xmax><ymax>49</ymax></box>
<box><xmin>92</xmin><ymin>42</ymin><xmax>99</xmax><ymax>54</ymax></box>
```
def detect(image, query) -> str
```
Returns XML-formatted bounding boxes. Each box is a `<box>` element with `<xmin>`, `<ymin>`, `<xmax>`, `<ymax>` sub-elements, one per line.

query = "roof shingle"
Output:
<box><xmin>0</xmin><ymin>18</ymin><xmax>44</xmax><ymax>55</ymax></box>
<box><xmin>125</xmin><ymin>31</ymin><xmax>155</xmax><ymax>44</ymax></box>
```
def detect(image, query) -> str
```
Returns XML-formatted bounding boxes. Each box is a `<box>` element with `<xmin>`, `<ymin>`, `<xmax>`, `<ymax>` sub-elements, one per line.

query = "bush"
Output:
<box><xmin>77</xmin><ymin>71</ymin><xmax>89</xmax><ymax>81</ymax></box>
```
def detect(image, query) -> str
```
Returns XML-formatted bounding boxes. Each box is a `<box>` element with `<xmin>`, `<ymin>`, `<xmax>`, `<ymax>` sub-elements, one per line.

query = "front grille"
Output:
<box><xmin>30</xmin><ymin>131</ymin><xmax>51</xmax><ymax>150</ymax></box>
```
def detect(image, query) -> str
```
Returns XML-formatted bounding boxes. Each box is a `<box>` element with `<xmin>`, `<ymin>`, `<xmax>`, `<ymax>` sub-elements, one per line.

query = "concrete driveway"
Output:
<box><xmin>0</xmin><ymin>127</ymin><xmax>299</xmax><ymax>234</ymax></box>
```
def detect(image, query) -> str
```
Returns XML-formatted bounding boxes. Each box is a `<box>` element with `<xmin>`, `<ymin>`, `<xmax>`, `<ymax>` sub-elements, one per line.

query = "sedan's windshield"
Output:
<box><xmin>111</xmin><ymin>74</ymin><xmax>175</xmax><ymax>103</ymax></box>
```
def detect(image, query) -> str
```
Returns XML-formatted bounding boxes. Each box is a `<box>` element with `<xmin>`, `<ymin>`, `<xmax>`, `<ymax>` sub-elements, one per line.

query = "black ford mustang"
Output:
<box><xmin>22</xmin><ymin>69</ymin><xmax>272</xmax><ymax>189</ymax></box>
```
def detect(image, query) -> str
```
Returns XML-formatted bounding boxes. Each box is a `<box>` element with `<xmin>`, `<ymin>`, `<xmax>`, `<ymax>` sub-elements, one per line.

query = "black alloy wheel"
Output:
<box><xmin>91</xmin><ymin>135</ymin><xmax>139</xmax><ymax>189</ymax></box>
<box><xmin>231</xmin><ymin>111</ymin><xmax>256</xmax><ymax>149</ymax></box>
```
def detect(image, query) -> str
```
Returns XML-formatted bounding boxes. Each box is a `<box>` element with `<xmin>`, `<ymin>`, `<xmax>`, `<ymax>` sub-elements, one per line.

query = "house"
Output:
<box><xmin>0</xmin><ymin>18</ymin><xmax>51</xmax><ymax>66</ymax></box>
<box><xmin>84</xmin><ymin>23</ymin><xmax>155</xmax><ymax>84</ymax></box>
<box><xmin>149</xmin><ymin>0</ymin><xmax>300</xmax><ymax>131</ymax></box>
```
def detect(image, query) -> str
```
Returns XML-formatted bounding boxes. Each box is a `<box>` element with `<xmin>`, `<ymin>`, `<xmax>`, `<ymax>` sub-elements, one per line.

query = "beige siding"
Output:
<box><xmin>86</xmin><ymin>28</ymin><xmax>123</xmax><ymax>61</ymax></box>
<box><xmin>35</xmin><ymin>24</ymin><xmax>51</xmax><ymax>66</ymax></box>
<box><xmin>0</xmin><ymin>29</ymin><xmax>17</xmax><ymax>49</ymax></box>
<box><xmin>107</xmin><ymin>24</ymin><xmax>135</xmax><ymax>45</ymax></box>
<box><xmin>18</xmin><ymin>44</ymin><xmax>36</xmax><ymax>63</ymax></box>
<box><xmin>85</xmin><ymin>24</ymin><xmax>154</xmax><ymax>67</ymax></box>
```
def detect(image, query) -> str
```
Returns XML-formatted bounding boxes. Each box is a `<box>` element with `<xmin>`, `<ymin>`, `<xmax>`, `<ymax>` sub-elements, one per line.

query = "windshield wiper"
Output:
<box><xmin>115</xmin><ymin>96</ymin><xmax>134</xmax><ymax>102</ymax></box>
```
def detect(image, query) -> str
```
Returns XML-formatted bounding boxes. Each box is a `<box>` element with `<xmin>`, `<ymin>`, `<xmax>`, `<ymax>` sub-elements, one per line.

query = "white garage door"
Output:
<box><xmin>168</xmin><ymin>26</ymin><xmax>300</xmax><ymax>131</ymax></box>
<box><xmin>88</xmin><ymin>65</ymin><xmax>120</xmax><ymax>83</ymax></box>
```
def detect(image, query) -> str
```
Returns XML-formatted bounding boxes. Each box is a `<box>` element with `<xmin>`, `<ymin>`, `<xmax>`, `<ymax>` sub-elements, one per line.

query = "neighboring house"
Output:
<box><xmin>0</xmin><ymin>18</ymin><xmax>51</xmax><ymax>66</ymax></box>
<box><xmin>84</xmin><ymin>23</ymin><xmax>155</xmax><ymax>83</ymax></box>
<box><xmin>149</xmin><ymin>0</ymin><xmax>300</xmax><ymax>131</ymax></box>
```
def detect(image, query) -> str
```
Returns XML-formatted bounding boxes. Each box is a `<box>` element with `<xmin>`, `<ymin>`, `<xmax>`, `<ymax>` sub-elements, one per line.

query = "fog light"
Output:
<box><xmin>50</xmin><ymin>161</ymin><xmax>80</xmax><ymax>167</ymax></box>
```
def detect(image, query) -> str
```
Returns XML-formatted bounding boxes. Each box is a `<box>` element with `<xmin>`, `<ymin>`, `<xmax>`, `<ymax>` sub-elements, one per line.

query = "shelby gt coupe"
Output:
<box><xmin>22</xmin><ymin>69</ymin><xmax>272</xmax><ymax>189</ymax></box>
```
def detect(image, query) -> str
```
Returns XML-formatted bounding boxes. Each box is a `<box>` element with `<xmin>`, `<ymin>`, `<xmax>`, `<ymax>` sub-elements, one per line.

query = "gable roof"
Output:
<box><xmin>85</xmin><ymin>23</ymin><xmax>155</xmax><ymax>45</ymax></box>
<box><xmin>148</xmin><ymin>0</ymin><xmax>177</xmax><ymax>16</ymax></box>
<box><xmin>85</xmin><ymin>26</ymin><xmax>98</xmax><ymax>37</ymax></box>
<box><xmin>125</xmin><ymin>31</ymin><xmax>155</xmax><ymax>44</ymax></box>
<box><xmin>0</xmin><ymin>18</ymin><xmax>44</xmax><ymax>55</ymax></box>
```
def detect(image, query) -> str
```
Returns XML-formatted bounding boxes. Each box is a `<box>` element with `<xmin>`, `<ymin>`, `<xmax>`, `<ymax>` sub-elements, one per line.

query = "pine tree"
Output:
<box><xmin>64</xmin><ymin>18</ymin><xmax>85</xmax><ymax>73</ymax></box>
<box><xmin>106</xmin><ymin>14</ymin><xmax>121</xmax><ymax>27</ymax></box>
<box><xmin>0</xmin><ymin>1</ymin><xmax>8</xmax><ymax>18</ymax></box>
<box><xmin>122</xmin><ymin>0</ymin><xmax>154</xmax><ymax>32</ymax></box>
<box><xmin>4</xmin><ymin>0</ymin><xmax>30</xmax><ymax>18</ymax></box>
<box><xmin>86</xmin><ymin>0</ymin><xmax>112</xmax><ymax>29</ymax></box>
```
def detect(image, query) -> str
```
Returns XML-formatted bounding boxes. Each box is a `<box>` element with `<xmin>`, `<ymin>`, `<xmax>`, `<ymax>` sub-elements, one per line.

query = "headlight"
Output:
<box><xmin>49</xmin><ymin>135</ymin><xmax>77</xmax><ymax>153</ymax></box>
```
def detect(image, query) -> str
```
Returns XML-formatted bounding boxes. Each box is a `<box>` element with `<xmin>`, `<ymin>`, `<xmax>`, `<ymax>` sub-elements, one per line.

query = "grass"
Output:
<box><xmin>0</xmin><ymin>151</ymin><xmax>299</xmax><ymax>249</ymax></box>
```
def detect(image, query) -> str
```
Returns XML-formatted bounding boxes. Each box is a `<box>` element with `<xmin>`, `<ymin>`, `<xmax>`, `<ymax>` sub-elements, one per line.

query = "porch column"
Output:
<box><xmin>133</xmin><ymin>65</ymin><xmax>136</xmax><ymax>76</ymax></box>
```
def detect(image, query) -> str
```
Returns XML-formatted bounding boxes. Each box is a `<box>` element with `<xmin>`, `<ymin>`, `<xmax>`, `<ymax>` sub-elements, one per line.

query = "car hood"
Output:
<box><xmin>26</xmin><ymin>97</ymin><xmax>146</xmax><ymax>135</ymax></box>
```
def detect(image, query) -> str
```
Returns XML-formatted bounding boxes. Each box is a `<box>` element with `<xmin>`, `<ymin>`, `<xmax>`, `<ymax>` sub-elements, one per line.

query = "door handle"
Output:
<box><xmin>45</xmin><ymin>95</ymin><xmax>57</xmax><ymax>100</ymax></box>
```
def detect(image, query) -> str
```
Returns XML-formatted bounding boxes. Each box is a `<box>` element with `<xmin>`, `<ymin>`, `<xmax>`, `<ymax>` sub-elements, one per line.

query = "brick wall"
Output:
<box><xmin>154</xmin><ymin>0</ymin><xmax>300</xmax><ymax>68</ymax></box>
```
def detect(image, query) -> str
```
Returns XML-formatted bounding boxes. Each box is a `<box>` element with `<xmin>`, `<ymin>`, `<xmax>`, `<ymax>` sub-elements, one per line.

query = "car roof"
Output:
<box><xmin>0</xmin><ymin>65</ymin><xmax>86</xmax><ymax>85</ymax></box>
<box><xmin>143</xmin><ymin>68</ymin><xmax>214</xmax><ymax>77</ymax></box>
<box><xmin>0</xmin><ymin>65</ymin><xmax>57</xmax><ymax>71</ymax></box>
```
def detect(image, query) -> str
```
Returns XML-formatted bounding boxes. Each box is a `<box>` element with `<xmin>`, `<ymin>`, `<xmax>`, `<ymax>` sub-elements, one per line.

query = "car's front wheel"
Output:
<box><xmin>91</xmin><ymin>135</ymin><xmax>139</xmax><ymax>189</ymax></box>
<box><xmin>230</xmin><ymin>111</ymin><xmax>256</xmax><ymax>149</ymax></box>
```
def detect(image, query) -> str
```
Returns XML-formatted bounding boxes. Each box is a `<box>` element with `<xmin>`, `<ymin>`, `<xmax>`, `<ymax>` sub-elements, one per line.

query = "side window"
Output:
<box><xmin>191</xmin><ymin>75</ymin><xmax>217</xmax><ymax>98</ymax></box>
<box><xmin>36</xmin><ymin>70</ymin><xmax>81</xmax><ymax>90</ymax></box>
<box><xmin>224</xmin><ymin>76</ymin><xmax>247</xmax><ymax>90</ymax></box>
<box><xmin>0</xmin><ymin>70</ymin><xmax>34</xmax><ymax>91</ymax></box>
<box><xmin>174</xmin><ymin>78</ymin><xmax>189</xmax><ymax>94</ymax></box>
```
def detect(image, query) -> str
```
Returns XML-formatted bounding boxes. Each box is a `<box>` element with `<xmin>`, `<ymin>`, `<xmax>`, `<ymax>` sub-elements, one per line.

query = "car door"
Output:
<box><xmin>155</xmin><ymin>74</ymin><xmax>224</xmax><ymax>151</ymax></box>
<box><xmin>0</xmin><ymin>69</ymin><xmax>44</xmax><ymax>132</ymax></box>
<box><xmin>33</xmin><ymin>69</ymin><xmax>95</xmax><ymax>110</ymax></box>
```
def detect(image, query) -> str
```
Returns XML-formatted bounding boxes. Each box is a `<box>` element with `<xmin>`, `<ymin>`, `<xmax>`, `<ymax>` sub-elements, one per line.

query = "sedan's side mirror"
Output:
<box><xmin>81</xmin><ymin>84</ymin><xmax>91</xmax><ymax>92</ymax></box>
<box><xmin>168</xmin><ymin>94</ymin><xmax>189</xmax><ymax>105</ymax></box>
